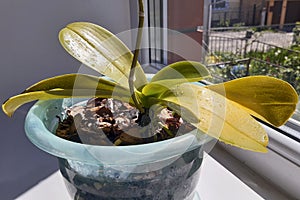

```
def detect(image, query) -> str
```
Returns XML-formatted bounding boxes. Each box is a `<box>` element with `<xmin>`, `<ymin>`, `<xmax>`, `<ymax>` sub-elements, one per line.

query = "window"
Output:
<box><xmin>135</xmin><ymin>0</ymin><xmax>300</xmax><ymax>199</ymax></box>
<box><xmin>144</xmin><ymin>0</ymin><xmax>204</xmax><ymax>66</ymax></box>
<box><xmin>211</xmin><ymin>0</ymin><xmax>229</xmax><ymax>10</ymax></box>
<box><xmin>147</xmin><ymin>0</ymin><xmax>165</xmax><ymax>65</ymax></box>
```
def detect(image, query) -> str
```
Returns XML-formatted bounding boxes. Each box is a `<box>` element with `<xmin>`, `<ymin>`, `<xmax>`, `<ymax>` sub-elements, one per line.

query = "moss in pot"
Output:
<box><xmin>2</xmin><ymin>0</ymin><xmax>299</xmax><ymax>199</ymax></box>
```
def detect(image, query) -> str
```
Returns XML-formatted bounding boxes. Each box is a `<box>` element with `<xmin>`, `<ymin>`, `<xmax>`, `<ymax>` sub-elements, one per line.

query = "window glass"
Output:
<box><xmin>148</xmin><ymin>0</ymin><xmax>163</xmax><ymax>64</ymax></box>
<box><xmin>211</xmin><ymin>0</ymin><xmax>228</xmax><ymax>10</ymax></box>
<box><xmin>147</xmin><ymin>0</ymin><xmax>203</xmax><ymax>65</ymax></box>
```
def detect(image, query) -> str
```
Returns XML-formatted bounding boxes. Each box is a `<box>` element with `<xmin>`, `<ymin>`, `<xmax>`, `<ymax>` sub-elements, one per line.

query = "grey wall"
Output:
<box><xmin>0</xmin><ymin>0</ymin><xmax>131</xmax><ymax>199</ymax></box>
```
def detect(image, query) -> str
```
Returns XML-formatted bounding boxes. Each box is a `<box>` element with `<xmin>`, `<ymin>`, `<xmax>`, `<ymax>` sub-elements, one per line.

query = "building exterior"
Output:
<box><xmin>266</xmin><ymin>0</ymin><xmax>300</xmax><ymax>27</ymax></box>
<box><xmin>211</xmin><ymin>0</ymin><xmax>300</xmax><ymax>28</ymax></box>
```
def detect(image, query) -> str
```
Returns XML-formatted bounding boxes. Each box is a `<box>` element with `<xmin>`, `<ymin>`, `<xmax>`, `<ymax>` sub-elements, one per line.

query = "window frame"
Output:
<box><xmin>211</xmin><ymin>0</ymin><xmax>229</xmax><ymax>11</ymax></box>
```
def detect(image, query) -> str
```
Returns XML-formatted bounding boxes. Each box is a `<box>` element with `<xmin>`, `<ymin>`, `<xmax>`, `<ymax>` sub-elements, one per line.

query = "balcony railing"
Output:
<box><xmin>206</xmin><ymin>33</ymin><xmax>300</xmax><ymax>93</ymax></box>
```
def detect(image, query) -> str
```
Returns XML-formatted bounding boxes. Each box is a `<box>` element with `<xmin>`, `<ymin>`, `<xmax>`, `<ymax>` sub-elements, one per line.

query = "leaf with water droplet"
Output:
<box><xmin>160</xmin><ymin>83</ymin><xmax>269</xmax><ymax>152</ymax></box>
<box><xmin>59</xmin><ymin>22</ymin><xmax>148</xmax><ymax>90</ymax></box>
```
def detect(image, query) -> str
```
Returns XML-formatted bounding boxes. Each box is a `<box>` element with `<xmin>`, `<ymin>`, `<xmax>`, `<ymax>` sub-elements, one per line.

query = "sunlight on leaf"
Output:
<box><xmin>160</xmin><ymin>83</ymin><xmax>268</xmax><ymax>152</ymax></box>
<box><xmin>207</xmin><ymin>76</ymin><xmax>299</xmax><ymax>127</ymax></box>
<box><xmin>59</xmin><ymin>22</ymin><xmax>148</xmax><ymax>90</ymax></box>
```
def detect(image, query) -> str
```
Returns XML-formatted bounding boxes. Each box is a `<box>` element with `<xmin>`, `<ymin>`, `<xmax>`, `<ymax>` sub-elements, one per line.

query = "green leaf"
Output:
<box><xmin>59</xmin><ymin>22</ymin><xmax>148</xmax><ymax>90</ymax></box>
<box><xmin>24</xmin><ymin>74</ymin><xmax>116</xmax><ymax>92</ymax></box>
<box><xmin>142</xmin><ymin>80</ymin><xmax>181</xmax><ymax>98</ymax></box>
<box><xmin>206</xmin><ymin>76</ymin><xmax>299</xmax><ymax>127</ymax></box>
<box><xmin>150</xmin><ymin>61</ymin><xmax>210</xmax><ymax>82</ymax></box>
<box><xmin>2</xmin><ymin>74</ymin><xmax>131</xmax><ymax>117</ymax></box>
<box><xmin>142</xmin><ymin>61</ymin><xmax>210</xmax><ymax>97</ymax></box>
<box><xmin>160</xmin><ymin>83</ymin><xmax>268</xmax><ymax>152</ymax></box>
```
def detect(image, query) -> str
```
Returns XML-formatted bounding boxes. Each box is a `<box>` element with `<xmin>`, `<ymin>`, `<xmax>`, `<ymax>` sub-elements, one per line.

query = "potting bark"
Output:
<box><xmin>56</xmin><ymin>98</ymin><xmax>196</xmax><ymax>146</ymax></box>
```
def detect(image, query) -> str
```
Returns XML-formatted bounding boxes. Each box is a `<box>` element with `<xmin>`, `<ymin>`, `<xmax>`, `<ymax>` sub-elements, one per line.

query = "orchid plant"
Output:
<box><xmin>2</xmin><ymin>1</ymin><xmax>298</xmax><ymax>153</ymax></box>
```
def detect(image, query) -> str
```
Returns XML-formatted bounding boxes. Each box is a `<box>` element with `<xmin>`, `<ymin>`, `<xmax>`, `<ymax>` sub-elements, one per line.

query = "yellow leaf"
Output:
<box><xmin>207</xmin><ymin>76</ymin><xmax>298</xmax><ymax>127</ymax></box>
<box><xmin>24</xmin><ymin>74</ymin><xmax>116</xmax><ymax>92</ymax></box>
<box><xmin>59</xmin><ymin>22</ymin><xmax>148</xmax><ymax>90</ymax></box>
<box><xmin>161</xmin><ymin>84</ymin><xmax>268</xmax><ymax>152</ymax></box>
<box><xmin>2</xmin><ymin>74</ymin><xmax>131</xmax><ymax>117</ymax></box>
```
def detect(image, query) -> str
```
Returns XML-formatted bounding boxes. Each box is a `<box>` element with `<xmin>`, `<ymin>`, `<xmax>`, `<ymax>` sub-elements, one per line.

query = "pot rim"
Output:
<box><xmin>25</xmin><ymin>97</ymin><xmax>213</xmax><ymax>165</ymax></box>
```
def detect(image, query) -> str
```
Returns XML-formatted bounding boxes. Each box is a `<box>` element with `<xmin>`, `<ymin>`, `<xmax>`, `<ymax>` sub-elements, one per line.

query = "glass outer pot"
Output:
<box><xmin>25</xmin><ymin>92</ymin><xmax>213</xmax><ymax>200</ymax></box>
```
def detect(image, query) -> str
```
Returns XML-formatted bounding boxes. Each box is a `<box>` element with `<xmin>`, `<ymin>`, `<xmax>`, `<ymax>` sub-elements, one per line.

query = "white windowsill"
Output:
<box><xmin>16</xmin><ymin>153</ymin><xmax>263</xmax><ymax>200</ymax></box>
<box><xmin>211</xmin><ymin>122</ymin><xmax>300</xmax><ymax>200</ymax></box>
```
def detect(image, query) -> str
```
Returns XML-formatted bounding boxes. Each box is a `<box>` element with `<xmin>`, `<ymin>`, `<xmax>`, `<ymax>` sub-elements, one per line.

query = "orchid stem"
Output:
<box><xmin>129</xmin><ymin>0</ymin><xmax>145</xmax><ymax>113</ymax></box>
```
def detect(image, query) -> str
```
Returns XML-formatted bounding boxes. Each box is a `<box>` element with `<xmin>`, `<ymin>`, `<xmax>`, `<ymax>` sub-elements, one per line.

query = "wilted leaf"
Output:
<box><xmin>59</xmin><ymin>22</ymin><xmax>148</xmax><ymax>90</ymax></box>
<box><xmin>207</xmin><ymin>76</ymin><xmax>298</xmax><ymax>127</ymax></box>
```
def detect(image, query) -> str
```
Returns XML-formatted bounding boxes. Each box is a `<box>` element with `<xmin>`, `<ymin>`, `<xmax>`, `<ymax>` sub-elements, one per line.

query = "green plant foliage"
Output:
<box><xmin>248</xmin><ymin>45</ymin><xmax>300</xmax><ymax>94</ymax></box>
<box><xmin>207</xmin><ymin>76</ymin><xmax>298</xmax><ymax>126</ymax></box>
<box><xmin>2</xmin><ymin>22</ymin><xmax>299</xmax><ymax>152</ymax></box>
<box><xmin>159</xmin><ymin>83</ymin><xmax>269</xmax><ymax>152</ymax></box>
<box><xmin>142</xmin><ymin>61</ymin><xmax>210</xmax><ymax>98</ymax></box>
<box><xmin>59</xmin><ymin>22</ymin><xmax>148</xmax><ymax>90</ymax></box>
<box><xmin>292</xmin><ymin>22</ymin><xmax>300</xmax><ymax>45</ymax></box>
<box><xmin>3</xmin><ymin>74</ymin><xmax>131</xmax><ymax>117</ymax></box>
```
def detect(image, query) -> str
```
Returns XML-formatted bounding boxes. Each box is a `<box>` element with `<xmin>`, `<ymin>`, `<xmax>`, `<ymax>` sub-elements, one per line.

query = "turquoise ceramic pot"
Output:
<box><xmin>25</xmin><ymin>98</ymin><xmax>211</xmax><ymax>200</ymax></box>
